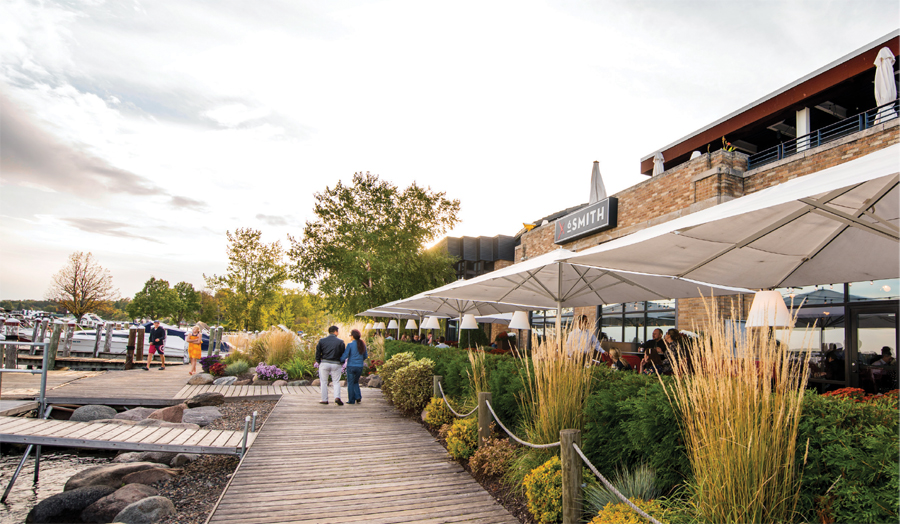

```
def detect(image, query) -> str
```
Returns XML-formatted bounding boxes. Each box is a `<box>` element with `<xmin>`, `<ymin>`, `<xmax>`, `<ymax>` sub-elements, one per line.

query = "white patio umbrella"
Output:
<box><xmin>566</xmin><ymin>145</ymin><xmax>900</xmax><ymax>290</ymax></box>
<box><xmin>357</xmin><ymin>308</ymin><xmax>446</xmax><ymax>336</ymax></box>
<box><xmin>589</xmin><ymin>161</ymin><xmax>607</xmax><ymax>204</ymax></box>
<box><xmin>652</xmin><ymin>151</ymin><xmax>665</xmax><ymax>176</ymax></box>
<box><xmin>431</xmin><ymin>248</ymin><xmax>750</xmax><ymax>348</ymax></box>
<box><xmin>874</xmin><ymin>47</ymin><xmax>897</xmax><ymax>123</ymax></box>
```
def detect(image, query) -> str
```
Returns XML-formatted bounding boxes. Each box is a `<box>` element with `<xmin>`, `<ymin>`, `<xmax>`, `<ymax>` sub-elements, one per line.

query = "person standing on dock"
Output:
<box><xmin>186</xmin><ymin>325</ymin><xmax>202</xmax><ymax>375</ymax></box>
<box><xmin>315</xmin><ymin>325</ymin><xmax>345</xmax><ymax>405</ymax></box>
<box><xmin>145</xmin><ymin>320</ymin><xmax>166</xmax><ymax>371</ymax></box>
<box><xmin>341</xmin><ymin>329</ymin><xmax>368</xmax><ymax>404</ymax></box>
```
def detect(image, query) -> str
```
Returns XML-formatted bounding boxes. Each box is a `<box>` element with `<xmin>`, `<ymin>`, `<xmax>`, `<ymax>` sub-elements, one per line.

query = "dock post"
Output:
<box><xmin>125</xmin><ymin>327</ymin><xmax>137</xmax><ymax>370</ymax></box>
<box><xmin>560</xmin><ymin>429</ymin><xmax>583</xmax><ymax>524</ymax></box>
<box><xmin>136</xmin><ymin>327</ymin><xmax>145</xmax><ymax>359</ymax></box>
<box><xmin>3</xmin><ymin>345</ymin><xmax>16</xmax><ymax>370</ymax></box>
<box><xmin>62</xmin><ymin>323</ymin><xmax>75</xmax><ymax>357</ymax></box>
<box><xmin>241</xmin><ymin>416</ymin><xmax>251</xmax><ymax>457</ymax></box>
<box><xmin>103</xmin><ymin>322</ymin><xmax>113</xmax><ymax>355</ymax></box>
<box><xmin>433</xmin><ymin>375</ymin><xmax>443</xmax><ymax>399</ymax></box>
<box><xmin>252</xmin><ymin>411</ymin><xmax>258</xmax><ymax>432</ymax></box>
<box><xmin>92</xmin><ymin>324</ymin><xmax>102</xmax><ymax>358</ymax></box>
<box><xmin>477</xmin><ymin>391</ymin><xmax>492</xmax><ymax>449</ymax></box>
<box><xmin>47</xmin><ymin>321</ymin><xmax>63</xmax><ymax>370</ymax></box>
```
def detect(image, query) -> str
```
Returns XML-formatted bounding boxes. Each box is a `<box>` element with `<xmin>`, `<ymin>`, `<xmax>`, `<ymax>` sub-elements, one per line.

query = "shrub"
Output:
<box><xmin>796</xmin><ymin>390</ymin><xmax>899</xmax><ymax>524</ymax></box>
<box><xmin>589</xmin><ymin>498</ymin><xmax>671</xmax><ymax>524</ymax></box>
<box><xmin>222</xmin><ymin>349</ymin><xmax>251</xmax><ymax>366</ymax></box>
<box><xmin>459</xmin><ymin>327</ymin><xmax>490</xmax><ymax>349</ymax></box>
<box><xmin>365</xmin><ymin>359</ymin><xmax>384</xmax><ymax>376</ymax></box>
<box><xmin>522</xmin><ymin>455</ymin><xmax>562</xmax><ymax>524</ymax></box>
<box><xmin>584</xmin><ymin>463</ymin><xmax>660</xmax><ymax>517</ymax></box>
<box><xmin>424</xmin><ymin>397</ymin><xmax>456</xmax><ymax>429</ymax></box>
<box><xmin>391</xmin><ymin>358</ymin><xmax>435</xmax><ymax>413</ymax></box>
<box><xmin>445</xmin><ymin>417</ymin><xmax>478</xmax><ymax>460</ymax></box>
<box><xmin>469</xmin><ymin>437</ymin><xmax>517</xmax><ymax>478</ymax></box>
<box><xmin>208</xmin><ymin>362</ymin><xmax>226</xmax><ymax>377</ymax></box>
<box><xmin>380</xmin><ymin>352</ymin><xmax>417</xmax><ymax>403</ymax></box>
<box><xmin>284</xmin><ymin>354</ymin><xmax>315</xmax><ymax>380</ymax></box>
<box><xmin>255</xmin><ymin>362</ymin><xmax>288</xmax><ymax>382</ymax></box>
<box><xmin>224</xmin><ymin>360</ymin><xmax>249</xmax><ymax>376</ymax></box>
<box><xmin>199</xmin><ymin>355</ymin><xmax>221</xmax><ymax>373</ymax></box>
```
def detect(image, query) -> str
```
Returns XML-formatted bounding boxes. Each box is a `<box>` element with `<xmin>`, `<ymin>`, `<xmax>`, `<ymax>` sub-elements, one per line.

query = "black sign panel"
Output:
<box><xmin>554</xmin><ymin>197</ymin><xmax>618</xmax><ymax>244</ymax></box>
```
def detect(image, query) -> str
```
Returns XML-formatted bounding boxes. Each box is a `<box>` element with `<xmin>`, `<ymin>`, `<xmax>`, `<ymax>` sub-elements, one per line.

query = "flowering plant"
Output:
<box><xmin>366</xmin><ymin>359</ymin><xmax>384</xmax><ymax>376</ymax></box>
<box><xmin>199</xmin><ymin>355</ymin><xmax>221</xmax><ymax>373</ymax></box>
<box><xmin>209</xmin><ymin>362</ymin><xmax>226</xmax><ymax>377</ymax></box>
<box><xmin>255</xmin><ymin>362</ymin><xmax>288</xmax><ymax>381</ymax></box>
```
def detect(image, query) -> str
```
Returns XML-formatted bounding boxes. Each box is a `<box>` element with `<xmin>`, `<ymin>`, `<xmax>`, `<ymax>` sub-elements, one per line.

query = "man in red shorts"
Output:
<box><xmin>145</xmin><ymin>320</ymin><xmax>167</xmax><ymax>370</ymax></box>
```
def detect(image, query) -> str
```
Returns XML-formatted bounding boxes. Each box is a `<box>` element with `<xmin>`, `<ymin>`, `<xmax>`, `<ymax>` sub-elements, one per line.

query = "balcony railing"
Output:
<box><xmin>747</xmin><ymin>99</ymin><xmax>899</xmax><ymax>169</ymax></box>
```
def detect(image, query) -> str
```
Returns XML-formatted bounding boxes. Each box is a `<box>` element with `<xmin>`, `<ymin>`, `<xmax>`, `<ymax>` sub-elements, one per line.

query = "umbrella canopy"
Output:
<box><xmin>475</xmin><ymin>313</ymin><xmax>515</xmax><ymax>324</ymax></box>
<box><xmin>874</xmin><ymin>47</ymin><xmax>897</xmax><ymax>123</ymax></box>
<box><xmin>652</xmin><ymin>151</ymin><xmax>665</xmax><ymax>176</ymax></box>
<box><xmin>566</xmin><ymin>145</ymin><xmax>900</xmax><ymax>290</ymax></box>
<box><xmin>589</xmin><ymin>161</ymin><xmax>607</xmax><ymax>204</ymax></box>
<box><xmin>357</xmin><ymin>308</ymin><xmax>448</xmax><ymax>337</ymax></box>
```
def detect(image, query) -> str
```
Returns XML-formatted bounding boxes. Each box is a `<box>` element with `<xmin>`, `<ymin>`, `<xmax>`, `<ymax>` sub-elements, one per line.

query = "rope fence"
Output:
<box><xmin>484</xmin><ymin>400</ymin><xmax>560</xmax><ymax>449</ymax></box>
<box><xmin>437</xmin><ymin>381</ymin><xmax>477</xmax><ymax>418</ymax></box>
<box><xmin>573</xmin><ymin>443</ymin><xmax>664</xmax><ymax>524</ymax></box>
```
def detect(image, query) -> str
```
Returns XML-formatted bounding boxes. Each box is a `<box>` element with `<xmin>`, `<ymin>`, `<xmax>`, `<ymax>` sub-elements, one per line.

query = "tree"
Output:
<box><xmin>288</xmin><ymin>171</ymin><xmax>460</xmax><ymax>317</ymax></box>
<box><xmin>46</xmin><ymin>252</ymin><xmax>119</xmax><ymax>321</ymax></box>
<box><xmin>126</xmin><ymin>277</ymin><xmax>178</xmax><ymax>321</ymax></box>
<box><xmin>205</xmin><ymin>228</ymin><xmax>288</xmax><ymax>331</ymax></box>
<box><xmin>172</xmin><ymin>282</ymin><xmax>201</xmax><ymax>325</ymax></box>
<box><xmin>197</xmin><ymin>290</ymin><xmax>224</xmax><ymax>325</ymax></box>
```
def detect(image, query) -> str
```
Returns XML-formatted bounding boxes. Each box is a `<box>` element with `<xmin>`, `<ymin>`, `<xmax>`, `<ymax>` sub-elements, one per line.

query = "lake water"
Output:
<box><xmin>0</xmin><ymin>448</ymin><xmax>115</xmax><ymax>523</ymax></box>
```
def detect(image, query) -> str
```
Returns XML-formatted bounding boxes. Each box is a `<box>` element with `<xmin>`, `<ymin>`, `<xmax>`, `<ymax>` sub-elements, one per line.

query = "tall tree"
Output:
<box><xmin>126</xmin><ymin>277</ymin><xmax>178</xmax><ymax>321</ymax></box>
<box><xmin>205</xmin><ymin>228</ymin><xmax>288</xmax><ymax>331</ymax></box>
<box><xmin>172</xmin><ymin>282</ymin><xmax>201</xmax><ymax>325</ymax></box>
<box><xmin>288</xmin><ymin>171</ymin><xmax>459</xmax><ymax>317</ymax></box>
<box><xmin>46</xmin><ymin>252</ymin><xmax>118</xmax><ymax>321</ymax></box>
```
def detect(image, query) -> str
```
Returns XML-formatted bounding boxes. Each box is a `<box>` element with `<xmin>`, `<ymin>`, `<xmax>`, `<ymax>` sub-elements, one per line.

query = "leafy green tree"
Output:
<box><xmin>289</xmin><ymin>172</ymin><xmax>460</xmax><ymax>318</ymax></box>
<box><xmin>205</xmin><ymin>228</ymin><xmax>288</xmax><ymax>331</ymax></box>
<box><xmin>172</xmin><ymin>282</ymin><xmax>201</xmax><ymax>324</ymax></box>
<box><xmin>197</xmin><ymin>290</ymin><xmax>224</xmax><ymax>325</ymax></box>
<box><xmin>46</xmin><ymin>251</ymin><xmax>119</xmax><ymax>321</ymax></box>
<box><xmin>126</xmin><ymin>277</ymin><xmax>178</xmax><ymax>321</ymax></box>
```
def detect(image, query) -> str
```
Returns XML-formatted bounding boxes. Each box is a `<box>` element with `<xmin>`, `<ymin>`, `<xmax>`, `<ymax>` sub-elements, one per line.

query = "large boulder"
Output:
<box><xmin>185</xmin><ymin>392</ymin><xmax>225</xmax><ymax>408</ymax></box>
<box><xmin>358</xmin><ymin>375</ymin><xmax>370</xmax><ymax>387</ymax></box>
<box><xmin>121</xmin><ymin>467</ymin><xmax>180</xmax><ymax>486</ymax></box>
<box><xmin>367</xmin><ymin>375</ymin><xmax>383</xmax><ymax>388</ymax></box>
<box><xmin>182</xmin><ymin>406</ymin><xmax>223</xmax><ymax>426</ymax></box>
<box><xmin>213</xmin><ymin>376</ymin><xmax>237</xmax><ymax>386</ymax></box>
<box><xmin>169</xmin><ymin>453</ymin><xmax>199</xmax><ymax>467</ymax></box>
<box><xmin>70</xmin><ymin>405</ymin><xmax>117</xmax><ymax>422</ymax></box>
<box><xmin>233</xmin><ymin>379</ymin><xmax>252</xmax><ymax>386</ymax></box>
<box><xmin>113</xmin><ymin>452</ymin><xmax>177</xmax><ymax>465</ymax></box>
<box><xmin>115</xmin><ymin>407</ymin><xmax>157</xmax><ymax>421</ymax></box>
<box><xmin>251</xmin><ymin>378</ymin><xmax>272</xmax><ymax>386</ymax></box>
<box><xmin>187</xmin><ymin>373</ymin><xmax>214</xmax><ymax>385</ymax></box>
<box><xmin>113</xmin><ymin>496</ymin><xmax>176</xmax><ymax>524</ymax></box>
<box><xmin>310</xmin><ymin>379</ymin><xmax>321</xmax><ymax>386</ymax></box>
<box><xmin>146</xmin><ymin>403</ymin><xmax>186</xmax><ymax>423</ymax></box>
<box><xmin>27</xmin><ymin>485</ymin><xmax>116</xmax><ymax>523</ymax></box>
<box><xmin>287</xmin><ymin>380</ymin><xmax>310</xmax><ymax>386</ymax></box>
<box><xmin>65</xmin><ymin>463</ymin><xmax>161</xmax><ymax>491</ymax></box>
<box><xmin>81</xmin><ymin>484</ymin><xmax>158</xmax><ymax>523</ymax></box>
<box><xmin>272</xmin><ymin>379</ymin><xmax>287</xmax><ymax>387</ymax></box>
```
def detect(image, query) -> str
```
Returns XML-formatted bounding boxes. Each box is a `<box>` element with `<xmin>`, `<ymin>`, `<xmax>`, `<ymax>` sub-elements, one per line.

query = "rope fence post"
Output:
<box><xmin>47</xmin><ymin>321</ymin><xmax>63</xmax><ymax>370</ymax></box>
<box><xmin>477</xmin><ymin>392</ymin><xmax>492</xmax><ymax>448</ymax></box>
<box><xmin>560</xmin><ymin>429</ymin><xmax>583</xmax><ymax>524</ymax></box>
<box><xmin>433</xmin><ymin>375</ymin><xmax>442</xmax><ymax>399</ymax></box>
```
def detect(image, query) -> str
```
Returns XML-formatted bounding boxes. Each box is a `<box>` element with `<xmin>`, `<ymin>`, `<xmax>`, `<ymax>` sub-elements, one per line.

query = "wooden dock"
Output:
<box><xmin>207</xmin><ymin>392</ymin><xmax>518</xmax><ymax>524</ymax></box>
<box><xmin>1</xmin><ymin>369</ymin><xmax>103</xmax><ymax>399</ymax></box>
<box><xmin>16</xmin><ymin>354</ymin><xmax>184</xmax><ymax>371</ymax></box>
<box><xmin>0</xmin><ymin>400</ymin><xmax>39</xmax><ymax>416</ymax></box>
<box><xmin>43</xmin><ymin>367</ymin><xmax>196</xmax><ymax>406</ymax></box>
<box><xmin>0</xmin><ymin>416</ymin><xmax>255</xmax><ymax>455</ymax></box>
<box><xmin>174</xmin><ymin>384</ymin><xmax>326</xmax><ymax>401</ymax></box>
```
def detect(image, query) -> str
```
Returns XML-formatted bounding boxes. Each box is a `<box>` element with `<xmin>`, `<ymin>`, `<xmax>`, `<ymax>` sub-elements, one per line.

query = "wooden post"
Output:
<box><xmin>47</xmin><ymin>322</ymin><xmax>63</xmax><ymax>370</ymax></box>
<box><xmin>433</xmin><ymin>375</ymin><xmax>443</xmax><ymax>399</ymax></box>
<box><xmin>125</xmin><ymin>327</ymin><xmax>137</xmax><ymax>370</ymax></box>
<box><xmin>214</xmin><ymin>326</ymin><xmax>224</xmax><ymax>355</ymax></box>
<box><xmin>3</xmin><ymin>345</ymin><xmax>17</xmax><ymax>370</ymax></box>
<box><xmin>92</xmin><ymin>325</ymin><xmax>103</xmax><ymax>358</ymax></box>
<box><xmin>62</xmin><ymin>324</ymin><xmax>75</xmax><ymax>357</ymax></box>
<box><xmin>560</xmin><ymin>429</ymin><xmax>583</xmax><ymax>524</ymax></box>
<box><xmin>103</xmin><ymin>322</ymin><xmax>113</xmax><ymax>355</ymax></box>
<box><xmin>136</xmin><ymin>326</ymin><xmax>145</xmax><ymax>359</ymax></box>
<box><xmin>477</xmin><ymin>391</ymin><xmax>492</xmax><ymax>448</ymax></box>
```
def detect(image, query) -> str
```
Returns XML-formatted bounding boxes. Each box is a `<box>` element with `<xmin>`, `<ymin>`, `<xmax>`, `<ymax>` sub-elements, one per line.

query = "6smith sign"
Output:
<box><xmin>554</xmin><ymin>198</ymin><xmax>618</xmax><ymax>244</ymax></box>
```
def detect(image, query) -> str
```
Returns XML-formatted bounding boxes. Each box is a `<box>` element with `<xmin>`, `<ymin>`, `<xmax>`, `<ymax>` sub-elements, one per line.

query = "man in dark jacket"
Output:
<box><xmin>316</xmin><ymin>325</ymin><xmax>345</xmax><ymax>405</ymax></box>
<box><xmin>145</xmin><ymin>320</ymin><xmax>166</xmax><ymax>371</ymax></box>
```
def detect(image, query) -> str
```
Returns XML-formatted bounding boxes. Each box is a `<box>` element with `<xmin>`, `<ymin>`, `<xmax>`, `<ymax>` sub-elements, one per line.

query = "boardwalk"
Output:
<box><xmin>43</xmin><ymin>367</ymin><xmax>195</xmax><ymax>406</ymax></box>
<box><xmin>0</xmin><ymin>369</ymin><xmax>103</xmax><ymax>399</ymax></box>
<box><xmin>0</xmin><ymin>416</ymin><xmax>255</xmax><ymax>454</ymax></box>
<box><xmin>208</xmin><ymin>392</ymin><xmax>518</xmax><ymax>524</ymax></box>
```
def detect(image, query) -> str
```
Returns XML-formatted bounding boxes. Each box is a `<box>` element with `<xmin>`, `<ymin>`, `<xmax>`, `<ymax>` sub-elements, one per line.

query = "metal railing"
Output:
<box><xmin>748</xmin><ymin>99</ymin><xmax>900</xmax><ymax>169</ymax></box>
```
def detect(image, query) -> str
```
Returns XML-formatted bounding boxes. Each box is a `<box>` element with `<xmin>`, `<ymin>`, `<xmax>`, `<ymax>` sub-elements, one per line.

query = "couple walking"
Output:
<box><xmin>315</xmin><ymin>326</ymin><xmax>367</xmax><ymax>405</ymax></box>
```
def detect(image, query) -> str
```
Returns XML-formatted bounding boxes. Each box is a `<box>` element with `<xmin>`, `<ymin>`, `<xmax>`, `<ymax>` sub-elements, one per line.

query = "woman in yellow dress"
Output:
<box><xmin>187</xmin><ymin>326</ymin><xmax>203</xmax><ymax>375</ymax></box>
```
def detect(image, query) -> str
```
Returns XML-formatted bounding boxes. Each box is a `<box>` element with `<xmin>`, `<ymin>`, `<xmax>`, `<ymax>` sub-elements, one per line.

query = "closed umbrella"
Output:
<box><xmin>589</xmin><ymin>161</ymin><xmax>607</xmax><ymax>204</ymax></box>
<box><xmin>874</xmin><ymin>47</ymin><xmax>897</xmax><ymax>123</ymax></box>
<box><xmin>652</xmin><ymin>152</ymin><xmax>665</xmax><ymax>176</ymax></box>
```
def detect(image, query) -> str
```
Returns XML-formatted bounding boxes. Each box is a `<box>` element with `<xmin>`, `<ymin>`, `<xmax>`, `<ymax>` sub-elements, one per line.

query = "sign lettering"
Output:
<box><xmin>554</xmin><ymin>197</ymin><xmax>618</xmax><ymax>244</ymax></box>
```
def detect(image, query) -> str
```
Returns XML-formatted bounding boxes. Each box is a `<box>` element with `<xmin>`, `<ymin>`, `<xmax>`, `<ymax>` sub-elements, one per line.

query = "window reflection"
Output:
<box><xmin>848</xmin><ymin>279</ymin><xmax>899</xmax><ymax>302</ymax></box>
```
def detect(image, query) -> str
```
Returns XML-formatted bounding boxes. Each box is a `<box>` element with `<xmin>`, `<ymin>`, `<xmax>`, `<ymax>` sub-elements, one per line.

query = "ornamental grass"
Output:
<box><xmin>662</xmin><ymin>297</ymin><xmax>810</xmax><ymax>524</ymax></box>
<box><xmin>467</xmin><ymin>349</ymin><xmax>489</xmax><ymax>396</ymax></box>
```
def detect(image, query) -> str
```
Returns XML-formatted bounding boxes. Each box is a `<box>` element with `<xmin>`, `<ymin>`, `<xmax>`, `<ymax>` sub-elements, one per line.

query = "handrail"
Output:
<box><xmin>484</xmin><ymin>400</ymin><xmax>560</xmax><ymax>449</ymax></box>
<box><xmin>437</xmin><ymin>382</ymin><xmax>477</xmax><ymax>418</ymax></box>
<box><xmin>573</xmin><ymin>443</ymin><xmax>664</xmax><ymax>524</ymax></box>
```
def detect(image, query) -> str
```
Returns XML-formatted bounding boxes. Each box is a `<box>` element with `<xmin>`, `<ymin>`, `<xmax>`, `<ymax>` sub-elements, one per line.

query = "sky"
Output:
<box><xmin>1</xmin><ymin>0</ymin><xmax>898</xmax><ymax>300</ymax></box>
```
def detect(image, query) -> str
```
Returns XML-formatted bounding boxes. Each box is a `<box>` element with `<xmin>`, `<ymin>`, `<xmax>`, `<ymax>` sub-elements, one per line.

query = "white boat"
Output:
<box><xmin>66</xmin><ymin>323</ymin><xmax>230</xmax><ymax>360</ymax></box>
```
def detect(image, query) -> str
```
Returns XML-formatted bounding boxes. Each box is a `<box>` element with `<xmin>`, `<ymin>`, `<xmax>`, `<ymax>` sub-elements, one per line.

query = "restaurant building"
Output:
<box><xmin>506</xmin><ymin>31</ymin><xmax>899</xmax><ymax>392</ymax></box>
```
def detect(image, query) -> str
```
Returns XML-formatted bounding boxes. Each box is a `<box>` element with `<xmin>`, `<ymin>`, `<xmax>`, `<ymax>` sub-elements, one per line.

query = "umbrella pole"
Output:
<box><xmin>557</xmin><ymin>263</ymin><xmax>563</xmax><ymax>352</ymax></box>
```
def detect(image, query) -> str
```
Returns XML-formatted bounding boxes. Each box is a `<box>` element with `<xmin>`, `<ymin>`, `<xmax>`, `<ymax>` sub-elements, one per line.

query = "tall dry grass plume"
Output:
<box><xmin>663</xmin><ymin>297</ymin><xmax>811</xmax><ymax>524</ymax></box>
<box><xmin>467</xmin><ymin>349</ymin><xmax>489</xmax><ymax>396</ymax></box>
<box><xmin>517</xmin><ymin>322</ymin><xmax>594</xmax><ymax>445</ymax></box>
<box><xmin>224</xmin><ymin>332</ymin><xmax>252</xmax><ymax>353</ymax></box>
<box><xmin>247</xmin><ymin>329</ymin><xmax>300</xmax><ymax>367</ymax></box>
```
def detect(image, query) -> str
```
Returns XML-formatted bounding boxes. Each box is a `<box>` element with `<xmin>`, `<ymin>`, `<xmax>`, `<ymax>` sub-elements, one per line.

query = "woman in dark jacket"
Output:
<box><xmin>341</xmin><ymin>329</ymin><xmax>368</xmax><ymax>405</ymax></box>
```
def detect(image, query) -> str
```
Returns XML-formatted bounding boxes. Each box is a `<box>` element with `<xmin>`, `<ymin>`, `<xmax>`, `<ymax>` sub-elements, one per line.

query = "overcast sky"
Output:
<box><xmin>1</xmin><ymin>0</ymin><xmax>897</xmax><ymax>300</ymax></box>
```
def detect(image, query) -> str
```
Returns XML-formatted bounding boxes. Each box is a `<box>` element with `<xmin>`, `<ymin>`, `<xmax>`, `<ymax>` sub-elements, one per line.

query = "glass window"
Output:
<box><xmin>778</xmin><ymin>285</ymin><xmax>843</xmax><ymax>306</ymax></box>
<box><xmin>647</xmin><ymin>299</ymin><xmax>675</xmax><ymax>311</ymax></box>
<box><xmin>788</xmin><ymin>306</ymin><xmax>846</xmax><ymax>382</ymax></box>
<box><xmin>623</xmin><ymin>313</ymin><xmax>645</xmax><ymax>344</ymax></box>
<box><xmin>647</xmin><ymin>310</ymin><xmax>676</xmax><ymax>338</ymax></box>
<box><xmin>848</xmin><ymin>279</ymin><xmax>900</xmax><ymax>302</ymax></box>
<box><xmin>601</xmin><ymin>314</ymin><xmax>623</xmax><ymax>342</ymax></box>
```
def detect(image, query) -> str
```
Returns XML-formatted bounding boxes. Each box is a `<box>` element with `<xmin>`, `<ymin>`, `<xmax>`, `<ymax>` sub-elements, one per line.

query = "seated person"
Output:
<box><xmin>608</xmin><ymin>348</ymin><xmax>632</xmax><ymax>371</ymax></box>
<box><xmin>566</xmin><ymin>315</ymin><xmax>604</xmax><ymax>358</ymax></box>
<box><xmin>871</xmin><ymin>346</ymin><xmax>895</xmax><ymax>366</ymax></box>
<box><xmin>385</xmin><ymin>334</ymin><xmax>395</xmax><ymax>341</ymax></box>
<box><xmin>435</xmin><ymin>336</ymin><xmax>450</xmax><ymax>348</ymax></box>
<box><xmin>412</xmin><ymin>334</ymin><xmax>420</xmax><ymax>343</ymax></box>
<box><xmin>399</xmin><ymin>334</ymin><xmax>410</xmax><ymax>342</ymax></box>
<box><xmin>423</xmin><ymin>333</ymin><xmax>435</xmax><ymax>345</ymax></box>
